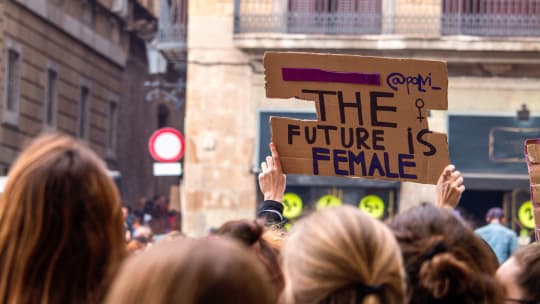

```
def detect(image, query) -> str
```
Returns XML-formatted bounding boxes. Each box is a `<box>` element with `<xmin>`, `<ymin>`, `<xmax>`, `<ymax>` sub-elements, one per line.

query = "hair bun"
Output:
<box><xmin>216</xmin><ymin>220</ymin><xmax>264</xmax><ymax>246</ymax></box>
<box><xmin>418</xmin><ymin>252</ymin><xmax>470</xmax><ymax>299</ymax></box>
<box><xmin>245</xmin><ymin>221</ymin><xmax>264</xmax><ymax>245</ymax></box>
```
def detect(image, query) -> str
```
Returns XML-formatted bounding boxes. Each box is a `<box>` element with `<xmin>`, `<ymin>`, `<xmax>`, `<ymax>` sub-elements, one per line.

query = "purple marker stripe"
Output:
<box><xmin>282</xmin><ymin>68</ymin><xmax>380</xmax><ymax>86</ymax></box>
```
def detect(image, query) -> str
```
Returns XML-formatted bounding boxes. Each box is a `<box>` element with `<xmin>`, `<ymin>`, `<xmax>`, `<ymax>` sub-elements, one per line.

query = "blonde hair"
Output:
<box><xmin>283</xmin><ymin>206</ymin><xmax>406</xmax><ymax>304</ymax></box>
<box><xmin>0</xmin><ymin>134</ymin><xmax>125</xmax><ymax>303</ymax></box>
<box><xmin>106</xmin><ymin>238</ymin><xmax>275</xmax><ymax>304</ymax></box>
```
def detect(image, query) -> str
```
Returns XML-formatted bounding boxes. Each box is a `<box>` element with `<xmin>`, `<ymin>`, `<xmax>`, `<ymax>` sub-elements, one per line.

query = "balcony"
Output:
<box><xmin>234</xmin><ymin>0</ymin><xmax>540</xmax><ymax>38</ymax></box>
<box><xmin>155</xmin><ymin>0</ymin><xmax>187</xmax><ymax>62</ymax></box>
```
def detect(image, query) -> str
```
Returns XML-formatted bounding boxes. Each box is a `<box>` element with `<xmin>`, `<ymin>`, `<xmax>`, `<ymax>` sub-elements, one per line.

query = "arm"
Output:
<box><xmin>436</xmin><ymin>164</ymin><xmax>465</xmax><ymax>209</ymax></box>
<box><xmin>257</xmin><ymin>143</ymin><xmax>286</xmax><ymax>225</ymax></box>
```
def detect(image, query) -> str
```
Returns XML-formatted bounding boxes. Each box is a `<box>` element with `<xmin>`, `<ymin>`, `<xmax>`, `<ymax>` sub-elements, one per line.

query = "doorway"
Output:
<box><xmin>457</xmin><ymin>190</ymin><xmax>505</xmax><ymax>229</ymax></box>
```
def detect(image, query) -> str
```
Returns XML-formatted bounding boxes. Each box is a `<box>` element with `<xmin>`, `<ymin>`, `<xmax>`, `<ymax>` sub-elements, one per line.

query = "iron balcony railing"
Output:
<box><xmin>234</xmin><ymin>0</ymin><xmax>540</xmax><ymax>37</ymax></box>
<box><xmin>156</xmin><ymin>0</ymin><xmax>187</xmax><ymax>45</ymax></box>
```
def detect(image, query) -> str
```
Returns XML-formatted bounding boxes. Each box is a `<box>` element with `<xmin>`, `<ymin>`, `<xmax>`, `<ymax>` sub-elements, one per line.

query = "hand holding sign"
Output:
<box><xmin>436</xmin><ymin>164</ymin><xmax>465</xmax><ymax>209</ymax></box>
<box><xmin>265</xmin><ymin>52</ymin><xmax>450</xmax><ymax>184</ymax></box>
<box><xmin>258</xmin><ymin>143</ymin><xmax>287</xmax><ymax>203</ymax></box>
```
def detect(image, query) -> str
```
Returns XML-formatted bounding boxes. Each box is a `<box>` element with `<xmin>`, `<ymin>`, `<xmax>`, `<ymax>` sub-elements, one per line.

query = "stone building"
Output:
<box><xmin>0</xmin><ymin>0</ymin><xmax>185</xmax><ymax>206</ymax></box>
<box><xmin>0</xmin><ymin>0</ymin><xmax>127</xmax><ymax>172</ymax></box>
<box><xmin>183</xmin><ymin>0</ymin><xmax>540</xmax><ymax>235</ymax></box>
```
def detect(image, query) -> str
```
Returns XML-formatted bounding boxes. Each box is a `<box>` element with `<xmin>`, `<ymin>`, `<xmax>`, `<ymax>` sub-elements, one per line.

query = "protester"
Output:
<box><xmin>283</xmin><ymin>205</ymin><xmax>406</xmax><ymax>304</ymax></box>
<box><xmin>387</xmin><ymin>203</ymin><xmax>503</xmax><ymax>304</ymax></box>
<box><xmin>496</xmin><ymin>243</ymin><xmax>540</xmax><ymax>304</ymax></box>
<box><xmin>0</xmin><ymin>134</ymin><xmax>125</xmax><ymax>303</ymax></box>
<box><xmin>106</xmin><ymin>238</ymin><xmax>275</xmax><ymax>304</ymax></box>
<box><xmin>257</xmin><ymin>143</ymin><xmax>466</xmax><ymax>223</ymax></box>
<box><xmin>216</xmin><ymin>219</ymin><xmax>285</xmax><ymax>294</ymax></box>
<box><xmin>257</xmin><ymin>143</ymin><xmax>286</xmax><ymax>226</ymax></box>
<box><xmin>475</xmin><ymin>207</ymin><xmax>519</xmax><ymax>264</ymax></box>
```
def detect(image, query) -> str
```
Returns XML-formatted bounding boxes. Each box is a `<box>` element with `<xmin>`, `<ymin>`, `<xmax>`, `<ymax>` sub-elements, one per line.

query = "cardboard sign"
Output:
<box><xmin>264</xmin><ymin>52</ymin><xmax>449</xmax><ymax>184</ymax></box>
<box><xmin>525</xmin><ymin>139</ymin><xmax>540</xmax><ymax>241</ymax></box>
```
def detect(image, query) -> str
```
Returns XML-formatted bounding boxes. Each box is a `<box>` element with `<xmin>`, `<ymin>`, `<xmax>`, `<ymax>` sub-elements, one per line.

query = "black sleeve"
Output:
<box><xmin>257</xmin><ymin>200</ymin><xmax>285</xmax><ymax>226</ymax></box>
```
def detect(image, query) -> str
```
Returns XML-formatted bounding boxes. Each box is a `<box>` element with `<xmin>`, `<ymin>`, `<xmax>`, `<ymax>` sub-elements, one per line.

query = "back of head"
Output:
<box><xmin>0</xmin><ymin>134</ymin><xmax>125</xmax><ymax>303</ymax></box>
<box><xmin>387</xmin><ymin>204</ymin><xmax>503</xmax><ymax>304</ymax></box>
<box><xmin>283</xmin><ymin>205</ymin><xmax>406</xmax><ymax>304</ymax></box>
<box><xmin>106</xmin><ymin>238</ymin><xmax>275</xmax><ymax>304</ymax></box>
<box><xmin>216</xmin><ymin>219</ymin><xmax>285</xmax><ymax>293</ymax></box>
<box><xmin>512</xmin><ymin>243</ymin><xmax>540</xmax><ymax>302</ymax></box>
<box><xmin>486</xmin><ymin>207</ymin><xmax>504</xmax><ymax>222</ymax></box>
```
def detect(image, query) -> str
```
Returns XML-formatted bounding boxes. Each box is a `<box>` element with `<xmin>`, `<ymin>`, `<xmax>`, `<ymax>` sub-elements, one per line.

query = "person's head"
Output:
<box><xmin>283</xmin><ymin>205</ymin><xmax>406</xmax><ymax>304</ymax></box>
<box><xmin>486</xmin><ymin>207</ymin><xmax>505</xmax><ymax>223</ymax></box>
<box><xmin>0</xmin><ymin>134</ymin><xmax>125</xmax><ymax>303</ymax></box>
<box><xmin>387</xmin><ymin>203</ymin><xmax>503</xmax><ymax>304</ymax></box>
<box><xmin>497</xmin><ymin>243</ymin><xmax>540</xmax><ymax>304</ymax></box>
<box><xmin>106</xmin><ymin>238</ymin><xmax>275</xmax><ymax>304</ymax></box>
<box><xmin>122</xmin><ymin>206</ymin><xmax>128</xmax><ymax>220</ymax></box>
<box><xmin>216</xmin><ymin>219</ymin><xmax>285</xmax><ymax>294</ymax></box>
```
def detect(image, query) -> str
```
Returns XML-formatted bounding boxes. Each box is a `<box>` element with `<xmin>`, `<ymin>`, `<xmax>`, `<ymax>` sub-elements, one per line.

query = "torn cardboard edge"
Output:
<box><xmin>524</xmin><ymin>138</ymin><xmax>540</xmax><ymax>241</ymax></box>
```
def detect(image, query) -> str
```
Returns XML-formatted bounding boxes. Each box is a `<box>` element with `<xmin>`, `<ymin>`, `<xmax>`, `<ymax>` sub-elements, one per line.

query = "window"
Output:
<box><xmin>3</xmin><ymin>40</ymin><xmax>22</xmax><ymax>125</ymax></box>
<box><xmin>157</xmin><ymin>104</ymin><xmax>170</xmax><ymax>128</ymax></box>
<box><xmin>442</xmin><ymin>0</ymin><xmax>540</xmax><ymax>36</ymax></box>
<box><xmin>107</xmin><ymin>98</ymin><xmax>118</xmax><ymax>155</ymax></box>
<box><xmin>287</xmin><ymin>0</ymin><xmax>382</xmax><ymax>34</ymax></box>
<box><xmin>44</xmin><ymin>62</ymin><xmax>58</xmax><ymax>127</ymax></box>
<box><xmin>110</xmin><ymin>18</ymin><xmax>120</xmax><ymax>43</ymax></box>
<box><xmin>78</xmin><ymin>85</ymin><xmax>90</xmax><ymax>139</ymax></box>
<box><xmin>81</xmin><ymin>0</ymin><xmax>95</xmax><ymax>28</ymax></box>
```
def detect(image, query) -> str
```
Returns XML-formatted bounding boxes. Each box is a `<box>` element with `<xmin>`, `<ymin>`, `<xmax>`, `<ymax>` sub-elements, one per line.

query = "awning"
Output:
<box><xmin>462</xmin><ymin>172</ymin><xmax>530</xmax><ymax>191</ymax></box>
<box><xmin>286</xmin><ymin>174</ymin><xmax>400</xmax><ymax>189</ymax></box>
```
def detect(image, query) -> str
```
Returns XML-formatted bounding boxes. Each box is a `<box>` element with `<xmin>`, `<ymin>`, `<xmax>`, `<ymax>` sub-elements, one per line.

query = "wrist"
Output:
<box><xmin>264</xmin><ymin>193</ymin><xmax>283</xmax><ymax>202</ymax></box>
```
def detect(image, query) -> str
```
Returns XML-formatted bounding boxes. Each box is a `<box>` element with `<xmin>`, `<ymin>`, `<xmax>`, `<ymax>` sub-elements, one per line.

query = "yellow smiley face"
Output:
<box><xmin>316</xmin><ymin>194</ymin><xmax>342</xmax><ymax>210</ymax></box>
<box><xmin>282</xmin><ymin>193</ymin><xmax>303</xmax><ymax>219</ymax></box>
<box><xmin>358</xmin><ymin>195</ymin><xmax>385</xmax><ymax>219</ymax></box>
<box><xmin>518</xmin><ymin>200</ymin><xmax>535</xmax><ymax>229</ymax></box>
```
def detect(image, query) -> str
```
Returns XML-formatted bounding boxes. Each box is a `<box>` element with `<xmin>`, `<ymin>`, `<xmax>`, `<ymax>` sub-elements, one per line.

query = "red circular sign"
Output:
<box><xmin>148</xmin><ymin>128</ymin><xmax>185</xmax><ymax>162</ymax></box>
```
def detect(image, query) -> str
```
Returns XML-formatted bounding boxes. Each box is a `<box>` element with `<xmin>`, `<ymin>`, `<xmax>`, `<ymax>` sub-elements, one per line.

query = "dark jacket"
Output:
<box><xmin>257</xmin><ymin>200</ymin><xmax>284</xmax><ymax>226</ymax></box>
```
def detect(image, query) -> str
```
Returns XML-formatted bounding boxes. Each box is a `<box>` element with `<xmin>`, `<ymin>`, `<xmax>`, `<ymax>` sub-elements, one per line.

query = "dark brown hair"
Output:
<box><xmin>387</xmin><ymin>204</ymin><xmax>503</xmax><ymax>304</ymax></box>
<box><xmin>513</xmin><ymin>243</ymin><xmax>540</xmax><ymax>302</ymax></box>
<box><xmin>106</xmin><ymin>238</ymin><xmax>275</xmax><ymax>304</ymax></box>
<box><xmin>216</xmin><ymin>219</ymin><xmax>285</xmax><ymax>294</ymax></box>
<box><xmin>0</xmin><ymin>134</ymin><xmax>125</xmax><ymax>303</ymax></box>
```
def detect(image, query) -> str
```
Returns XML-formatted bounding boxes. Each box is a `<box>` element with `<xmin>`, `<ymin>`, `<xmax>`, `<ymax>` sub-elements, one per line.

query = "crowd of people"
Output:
<box><xmin>0</xmin><ymin>134</ymin><xmax>538</xmax><ymax>303</ymax></box>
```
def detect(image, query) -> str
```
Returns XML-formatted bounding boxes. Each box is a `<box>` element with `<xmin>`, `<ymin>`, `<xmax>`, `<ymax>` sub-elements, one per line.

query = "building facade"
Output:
<box><xmin>0</xmin><ymin>0</ymin><xmax>127</xmax><ymax>172</ymax></box>
<box><xmin>0</xmin><ymin>0</ymin><xmax>185</xmax><ymax>207</ymax></box>
<box><xmin>183</xmin><ymin>0</ymin><xmax>540</xmax><ymax>235</ymax></box>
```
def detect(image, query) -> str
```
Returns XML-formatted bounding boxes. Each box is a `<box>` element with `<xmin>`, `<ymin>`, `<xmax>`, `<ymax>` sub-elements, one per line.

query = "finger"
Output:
<box><xmin>438</xmin><ymin>164</ymin><xmax>455</xmax><ymax>183</ymax></box>
<box><xmin>452</xmin><ymin>176</ymin><xmax>464</xmax><ymax>187</ymax></box>
<box><xmin>266</xmin><ymin>156</ymin><xmax>274</xmax><ymax>169</ymax></box>
<box><xmin>270</xmin><ymin>143</ymin><xmax>283</xmax><ymax>172</ymax></box>
<box><xmin>459</xmin><ymin>185</ymin><xmax>466</xmax><ymax>192</ymax></box>
<box><xmin>261</xmin><ymin>161</ymin><xmax>268</xmax><ymax>172</ymax></box>
<box><xmin>283</xmin><ymin>174</ymin><xmax>287</xmax><ymax>184</ymax></box>
<box><xmin>451</xmin><ymin>170</ymin><xmax>462</xmax><ymax>180</ymax></box>
<box><xmin>445</xmin><ymin>164</ymin><xmax>455</xmax><ymax>174</ymax></box>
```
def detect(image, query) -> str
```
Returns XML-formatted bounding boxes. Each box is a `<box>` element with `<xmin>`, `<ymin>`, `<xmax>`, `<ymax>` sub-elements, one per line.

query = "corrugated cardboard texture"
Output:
<box><xmin>525</xmin><ymin>139</ymin><xmax>540</xmax><ymax>241</ymax></box>
<box><xmin>264</xmin><ymin>52</ymin><xmax>450</xmax><ymax>184</ymax></box>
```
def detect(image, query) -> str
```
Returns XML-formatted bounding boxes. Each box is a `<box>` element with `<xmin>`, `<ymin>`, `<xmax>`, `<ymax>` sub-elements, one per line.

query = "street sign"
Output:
<box><xmin>153</xmin><ymin>162</ymin><xmax>182</xmax><ymax>176</ymax></box>
<box><xmin>148</xmin><ymin>128</ymin><xmax>185</xmax><ymax>162</ymax></box>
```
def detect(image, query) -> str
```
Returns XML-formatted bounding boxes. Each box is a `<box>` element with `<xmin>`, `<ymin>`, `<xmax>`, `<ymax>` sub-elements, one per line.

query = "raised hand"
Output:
<box><xmin>436</xmin><ymin>164</ymin><xmax>465</xmax><ymax>209</ymax></box>
<box><xmin>258</xmin><ymin>143</ymin><xmax>286</xmax><ymax>202</ymax></box>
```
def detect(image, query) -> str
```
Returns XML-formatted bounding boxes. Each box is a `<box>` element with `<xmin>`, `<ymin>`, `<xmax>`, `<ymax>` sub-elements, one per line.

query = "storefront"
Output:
<box><xmin>448</xmin><ymin>113</ymin><xmax>539</xmax><ymax>236</ymax></box>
